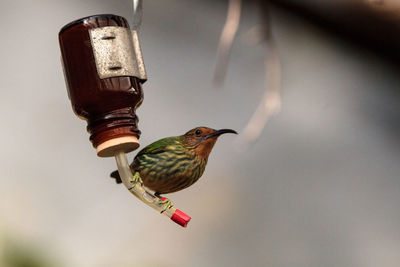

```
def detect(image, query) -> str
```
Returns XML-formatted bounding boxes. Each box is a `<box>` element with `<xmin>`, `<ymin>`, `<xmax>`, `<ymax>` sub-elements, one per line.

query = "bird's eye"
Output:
<box><xmin>195</xmin><ymin>129</ymin><xmax>202</xmax><ymax>136</ymax></box>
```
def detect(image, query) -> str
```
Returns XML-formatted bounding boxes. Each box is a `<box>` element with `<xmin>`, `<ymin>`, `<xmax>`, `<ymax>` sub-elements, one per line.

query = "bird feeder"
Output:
<box><xmin>59</xmin><ymin>14</ymin><xmax>190</xmax><ymax>227</ymax></box>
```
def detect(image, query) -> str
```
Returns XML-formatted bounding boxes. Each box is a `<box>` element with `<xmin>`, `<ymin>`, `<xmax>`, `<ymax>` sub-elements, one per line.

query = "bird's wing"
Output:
<box><xmin>135</xmin><ymin>136</ymin><xmax>178</xmax><ymax>158</ymax></box>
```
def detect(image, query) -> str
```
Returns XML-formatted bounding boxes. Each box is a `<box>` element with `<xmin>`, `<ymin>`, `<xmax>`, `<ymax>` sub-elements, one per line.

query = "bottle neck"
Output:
<box><xmin>87</xmin><ymin>107</ymin><xmax>141</xmax><ymax>157</ymax></box>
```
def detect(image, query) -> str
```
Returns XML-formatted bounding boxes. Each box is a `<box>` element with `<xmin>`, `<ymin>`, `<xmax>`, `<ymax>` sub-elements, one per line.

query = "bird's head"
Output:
<box><xmin>182</xmin><ymin>127</ymin><xmax>237</xmax><ymax>158</ymax></box>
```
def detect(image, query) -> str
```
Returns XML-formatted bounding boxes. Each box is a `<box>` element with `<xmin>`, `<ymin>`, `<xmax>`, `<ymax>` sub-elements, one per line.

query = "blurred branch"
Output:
<box><xmin>238</xmin><ymin>1</ymin><xmax>282</xmax><ymax>146</ymax></box>
<box><xmin>213</xmin><ymin>0</ymin><xmax>281</xmax><ymax>145</ymax></box>
<box><xmin>239</xmin><ymin>39</ymin><xmax>281</xmax><ymax>145</ymax></box>
<box><xmin>213</xmin><ymin>0</ymin><xmax>242</xmax><ymax>87</ymax></box>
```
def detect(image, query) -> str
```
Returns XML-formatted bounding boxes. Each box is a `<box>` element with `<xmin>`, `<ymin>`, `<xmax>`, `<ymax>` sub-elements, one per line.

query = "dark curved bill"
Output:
<box><xmin>204</xmin><ymin>129</ymin><xmax>237</xmax><ymax>140</ymax></box>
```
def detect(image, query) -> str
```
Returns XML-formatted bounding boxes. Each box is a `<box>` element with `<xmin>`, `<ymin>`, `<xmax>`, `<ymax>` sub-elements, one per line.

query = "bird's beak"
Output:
<box><xmin>203</xmin><ymin>129</ymin><xmax>237</xmax><ymax>140</ymax></box>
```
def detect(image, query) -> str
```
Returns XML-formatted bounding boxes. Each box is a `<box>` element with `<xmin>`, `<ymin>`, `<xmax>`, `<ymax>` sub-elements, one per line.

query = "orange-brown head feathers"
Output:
<box><xmin>182</xmin><ymin>127</ymin><xmax>237</xmax><ymax>158</ymax></box>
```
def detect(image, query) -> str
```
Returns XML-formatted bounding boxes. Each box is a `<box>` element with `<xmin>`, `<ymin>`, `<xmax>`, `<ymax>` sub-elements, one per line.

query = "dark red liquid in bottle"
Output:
<box><xmin>59</xmin><ymin>14</ymin><xmax>144</xmax><ymax>157</ymax></box>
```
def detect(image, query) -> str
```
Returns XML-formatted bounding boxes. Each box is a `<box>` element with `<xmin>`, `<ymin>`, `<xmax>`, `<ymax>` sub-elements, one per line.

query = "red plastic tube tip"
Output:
<box><xmin>171</xmin><ymin>209</ymin><xmax>191</xmax><ymax>227</ymax></box>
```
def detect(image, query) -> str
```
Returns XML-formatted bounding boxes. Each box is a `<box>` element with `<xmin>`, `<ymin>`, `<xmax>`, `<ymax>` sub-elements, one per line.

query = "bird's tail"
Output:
<box><xmin>110</xmin><ymin>170</ymin><xmax>123</xmax><ymax>184</ymax></box>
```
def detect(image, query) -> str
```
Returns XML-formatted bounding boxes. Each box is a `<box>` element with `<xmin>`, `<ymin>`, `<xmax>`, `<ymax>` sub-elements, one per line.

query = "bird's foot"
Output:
<box><xmin>128</xmin><ymin>172</ymin><xmax>143</xmax><ymax>190</ymax></box>
<box><xmin>159</xmin><ymin>197</ymin><xmax>174</xmax><ymax>214</ymax></box>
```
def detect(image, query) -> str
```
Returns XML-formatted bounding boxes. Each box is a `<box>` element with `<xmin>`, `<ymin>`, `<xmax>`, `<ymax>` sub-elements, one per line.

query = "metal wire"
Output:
<box><xmin>132</xmin><ymin>0</ymin><xmax>143</xmax><ymax>31</ymax></box>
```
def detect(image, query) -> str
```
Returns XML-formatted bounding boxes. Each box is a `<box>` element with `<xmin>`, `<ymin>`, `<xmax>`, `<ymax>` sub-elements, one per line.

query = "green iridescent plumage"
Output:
<box><xmin>111</xmin><ymin>127</ymin><xmax>237</xmax><ymax>195</ymax></box>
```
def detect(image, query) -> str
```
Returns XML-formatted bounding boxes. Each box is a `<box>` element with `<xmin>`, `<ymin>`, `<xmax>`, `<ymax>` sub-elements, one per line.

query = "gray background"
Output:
<box><xmin>1</xmin><ymin>0</ymin><xmax>400</xmax><ymax>266</ymax></box>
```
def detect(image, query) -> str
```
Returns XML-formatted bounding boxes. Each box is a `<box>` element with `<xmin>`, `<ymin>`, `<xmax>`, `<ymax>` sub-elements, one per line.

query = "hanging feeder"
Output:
<box><xmin>58</xmin><ymin>14</ymin><xmax>190</xmax><ymax>227</ymax></box>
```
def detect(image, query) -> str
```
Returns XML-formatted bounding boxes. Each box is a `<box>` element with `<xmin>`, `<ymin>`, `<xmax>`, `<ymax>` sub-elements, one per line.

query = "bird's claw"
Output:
<box><xmin>128</xmin><ymin>172</ymin><xmax>143</xmax><ymax>190</ymax></box>
<box><xmin>159</xmin><ymin>197</ymin><xmax>174</xmax><ymax>214</ymax></box>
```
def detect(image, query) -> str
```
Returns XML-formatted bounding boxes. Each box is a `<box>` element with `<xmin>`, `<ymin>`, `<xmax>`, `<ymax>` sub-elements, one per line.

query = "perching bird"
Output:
<box><xmin>110</xmin><ymin>127</ymin><xmax>237</xmax><ymax>196</ymax></box>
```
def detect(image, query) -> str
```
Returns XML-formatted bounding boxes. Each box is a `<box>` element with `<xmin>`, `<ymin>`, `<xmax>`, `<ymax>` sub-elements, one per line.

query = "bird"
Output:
<box><xmin>110</xmin><ymin>127</ymin><xmax>237</xmax><ymax>197</ymax></box>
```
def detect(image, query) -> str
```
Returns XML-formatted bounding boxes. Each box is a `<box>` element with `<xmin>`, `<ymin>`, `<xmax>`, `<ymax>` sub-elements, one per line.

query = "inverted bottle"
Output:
<box><xmin>59</xmin><ymin>14</ymin><xmax>146</xmax><ymax>157</ymax></box>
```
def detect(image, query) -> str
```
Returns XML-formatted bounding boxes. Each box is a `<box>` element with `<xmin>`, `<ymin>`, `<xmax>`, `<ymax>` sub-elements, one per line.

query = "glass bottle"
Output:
<box><xmin>59</xmin><ymin>14</ymin><xmax>144</xmax><ymax>157</ymax></box>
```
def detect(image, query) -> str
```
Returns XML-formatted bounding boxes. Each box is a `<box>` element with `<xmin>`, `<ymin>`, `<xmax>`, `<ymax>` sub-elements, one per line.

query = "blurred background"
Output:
<box><xmin>1</xmin><ymin>0</ymin><xmax>400</xmax><ymax>266</ymax></box>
